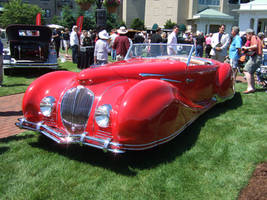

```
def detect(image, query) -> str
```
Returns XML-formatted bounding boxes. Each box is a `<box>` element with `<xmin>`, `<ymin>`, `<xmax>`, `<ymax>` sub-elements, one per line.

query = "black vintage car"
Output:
<box><xmin>3</xmin><ymin>25</ymin><xmax>58</xmax><ymax>74</ymax></box>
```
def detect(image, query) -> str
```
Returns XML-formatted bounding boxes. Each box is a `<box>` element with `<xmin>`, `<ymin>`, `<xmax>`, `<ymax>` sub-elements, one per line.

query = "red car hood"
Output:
<box><xmin>77</xmin><ymin>58</ymin><xmax>187</xmax><ymax>84</ymax></box>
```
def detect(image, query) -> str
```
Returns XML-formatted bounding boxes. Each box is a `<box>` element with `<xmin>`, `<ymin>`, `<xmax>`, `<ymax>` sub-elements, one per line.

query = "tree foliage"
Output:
<box><xmin>59</xmin><ymin>5</ymin><xmax>76</xmax><ymax>30</ymax></box>
<box><xmin>0</xmin><ymin>0</ymin><xmax>42</xmax><ymax>28</ymax></box>
<box><xmin>130</xmin><ymin>18</ymin><xmax>145</xmax><ymax>30</ymax></box>
<box><xmin>164</xmin><ymin>19</ymin><xmax>177</xmax><ymax>29</ymax></box>
<box><xmin>0</xmin><ymin>0</ymin><xmax>122</xmax><ymax>31</ymax></box>
<box><xmin>106</xmin><ymin>13</ymin><xmax>120</xmax><ymax>31</ymax></box>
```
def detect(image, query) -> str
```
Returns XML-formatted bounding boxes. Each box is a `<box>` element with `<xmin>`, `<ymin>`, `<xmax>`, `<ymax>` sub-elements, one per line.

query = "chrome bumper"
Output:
<box><xmin>15</xmin><ymin>118</ymin><xmax>124</xmax><ymax>153</ymax></box>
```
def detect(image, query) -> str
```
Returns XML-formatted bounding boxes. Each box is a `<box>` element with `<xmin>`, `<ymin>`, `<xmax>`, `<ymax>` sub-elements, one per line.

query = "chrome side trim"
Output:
<box><xmin>160</xmin><ymin>78</ymin><xmax>182</xmax><ymax>83</ymax></box>
<box><xmin>139</xmin><ymin>73</ymin><xmax>165</xmax><ymax>77</ymax></box>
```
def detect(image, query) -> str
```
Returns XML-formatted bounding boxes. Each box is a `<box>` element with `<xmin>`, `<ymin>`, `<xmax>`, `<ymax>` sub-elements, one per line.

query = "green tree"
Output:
<box><xmin>0</xmin><ymin>0</ymin><xmax>42</xmax><ymax>28</ymax></box>
<box><xmin>51</xmin><ymin>16</ymin><xmax>61</xmax><ymax>25</ymax></box>
<box><xmin>164</xmin><ymin>19</ymin><xmax>177</xmax><ymax>29</ymax></box>
<box><xmin>60</xmin><ymin>5</ymin><xmax>76</xmax><ymax>30</ymax></box>
<box><xmin>130</xmin><ymin>18</ymin><xmax>145</xmax><ymax>30</ymax></box>
<box><xmin>82</xmin><ymin>15</ymin><xmax>96</xmax><ymax>30</ymax></box>
<box><xmin>106</xmin><ymin>13</ymin><xmax>120</xmax><ymax>31</ymax></box>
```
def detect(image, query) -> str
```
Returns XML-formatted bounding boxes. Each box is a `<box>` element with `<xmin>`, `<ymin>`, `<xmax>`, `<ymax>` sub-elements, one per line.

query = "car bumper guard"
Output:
<box><xmin>15</xmin><ymin>118</ymin><xmax>124</xmax><ymax>153</ymax></box>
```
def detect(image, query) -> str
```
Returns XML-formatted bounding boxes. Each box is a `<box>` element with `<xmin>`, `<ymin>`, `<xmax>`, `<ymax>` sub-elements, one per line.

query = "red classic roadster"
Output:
<box><xmin>16</xmin><ymin>43</ymin><xmax>234</xmax><ymax>153</ymax></box>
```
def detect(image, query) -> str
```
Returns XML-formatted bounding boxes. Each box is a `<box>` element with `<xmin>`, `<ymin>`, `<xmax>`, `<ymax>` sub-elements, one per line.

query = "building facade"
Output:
<box><xmin>122</xmin><ymin>0</ymin><xmax>255</xmax><ymax>34</ymax></box>
<box><xmin>235</xmin><ymin>0</ymin><xmax>267</xmax><ymax>35</ymax></box>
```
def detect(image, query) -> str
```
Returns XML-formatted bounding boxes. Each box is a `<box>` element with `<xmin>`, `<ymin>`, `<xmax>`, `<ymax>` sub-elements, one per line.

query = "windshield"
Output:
<box><xmin>125</xmin><ymin>43</ymin><xmax>194</xmax><ymax>64</ymax></box>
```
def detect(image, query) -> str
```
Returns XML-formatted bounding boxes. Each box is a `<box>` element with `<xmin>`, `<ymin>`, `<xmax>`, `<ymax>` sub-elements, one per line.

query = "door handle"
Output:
<box><xmin>186</xmin><ymin>78</ymin><xmax>194</xmax><ymax>83</ymax></box>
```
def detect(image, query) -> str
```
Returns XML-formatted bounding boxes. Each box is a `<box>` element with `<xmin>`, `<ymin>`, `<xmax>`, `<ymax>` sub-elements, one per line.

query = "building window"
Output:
<box><xmin>240</xmin><ymin>0</ymin><xmax>252</xmax><ymax>3</ymax></box>
<box><xmin>228</xmin><ymin>0</ymin><xmax>253</xmax><ymax>4</ymax></box>
<box><xmin>250</xmin><ymin>18</ymin><xmax>254</xmax><ymax>29</ymax></box>
<box><xmin>198</xmin><ymin>0</ymin><xmax>220</xmax><ymax>5</ymax></box>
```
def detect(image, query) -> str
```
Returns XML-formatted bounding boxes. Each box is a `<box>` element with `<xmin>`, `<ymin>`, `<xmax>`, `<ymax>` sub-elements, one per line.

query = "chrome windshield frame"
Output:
<box><xmin>125</xmin><ymin>43</ymin><xmax>195</xmax><ymax>66</ymax></box>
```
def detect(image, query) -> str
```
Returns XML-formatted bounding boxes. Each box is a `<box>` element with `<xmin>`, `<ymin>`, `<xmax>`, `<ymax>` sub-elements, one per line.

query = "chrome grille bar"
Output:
<box><xmin>61</xmin><ymin>86</ymin><xmax>94</xmax><ymax>134</ymax></box>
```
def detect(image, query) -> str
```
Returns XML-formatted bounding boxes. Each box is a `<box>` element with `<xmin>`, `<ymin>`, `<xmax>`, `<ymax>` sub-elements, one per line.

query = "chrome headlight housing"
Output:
<box><xmin>40</xmin><ymin>96</ymin><xmax>56</xmax><ymax>117</ymax></box>
<box><xmin>95</xmin><ymin>104</ymin><xmax>112</xmax><ymax>128</ymax></box>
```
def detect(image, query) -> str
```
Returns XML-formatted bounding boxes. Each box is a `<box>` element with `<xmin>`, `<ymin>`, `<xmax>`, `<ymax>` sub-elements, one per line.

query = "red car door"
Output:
<box><xmin>183</xmin><ymin>63</ymin><xmax>217</xmax><ymax>105</ymax></box>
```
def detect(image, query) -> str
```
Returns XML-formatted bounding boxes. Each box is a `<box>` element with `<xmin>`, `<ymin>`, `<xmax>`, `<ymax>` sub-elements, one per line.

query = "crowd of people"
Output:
<box><xmin>51</xmin><ymin>24</ymin><xmax>266</xmax><ymax>94</ymax></box>
<box><xmin>0</xmin><ymin>22</ymin><xmax>265</xmax><ymax>90</ymax></box>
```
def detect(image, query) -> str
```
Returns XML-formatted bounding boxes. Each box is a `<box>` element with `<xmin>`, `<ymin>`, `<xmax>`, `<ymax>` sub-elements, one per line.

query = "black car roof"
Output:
<box><xmin>6</xmin><ymin>24</ymin><xmax>52</xmax><ymax>43</ymax></box>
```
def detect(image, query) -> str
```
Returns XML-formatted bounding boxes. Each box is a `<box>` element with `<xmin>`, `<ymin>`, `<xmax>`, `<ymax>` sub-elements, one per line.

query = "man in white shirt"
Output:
<box><xmin>210</xmin><ymin>24</ymin><xmax>230</xmax><ymax>62</ymax></box>
<box><xmin>167</xmin><ymin>26</ymin><xmax>179</xmax><ymax>55</ymax></box>
<box><xmin>70</xmin><ymin>25</ymin><xmax>79</xmax><ymax>63</ymax></box>
<box><xmin>94</xmin><ymin>30</ymin><xmax>110</xmax><ymax>65</ymax></box>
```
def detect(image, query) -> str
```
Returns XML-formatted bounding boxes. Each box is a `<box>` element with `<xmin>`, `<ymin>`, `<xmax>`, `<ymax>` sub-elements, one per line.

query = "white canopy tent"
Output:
<box><xmin>46</xmin><ymin>24</ymin><xmax>64</xmax><ymax>29</ymax></box>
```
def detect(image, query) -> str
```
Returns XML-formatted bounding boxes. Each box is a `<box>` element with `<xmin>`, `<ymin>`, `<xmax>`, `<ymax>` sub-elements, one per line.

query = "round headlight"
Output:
<box><xmin>40</xmin><ymin>96</ymin><xmax>56</xmax><ymax>117</ymax></box>
<box><xmin>95</xmin><ymin>104</ymin><xmax>112</xmax><ymax>128</ymax></box>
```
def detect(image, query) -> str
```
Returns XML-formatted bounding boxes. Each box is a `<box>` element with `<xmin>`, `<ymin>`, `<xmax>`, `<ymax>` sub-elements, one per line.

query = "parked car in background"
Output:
<box><xmin>16</xmin><ymin>43</ymin><xmax>235</xmax><ymax>153</ymax></box>
<box><xmin>3</xmin><ymin>25</ymin><xmax>58</xmax><ymax>74</ymax></box>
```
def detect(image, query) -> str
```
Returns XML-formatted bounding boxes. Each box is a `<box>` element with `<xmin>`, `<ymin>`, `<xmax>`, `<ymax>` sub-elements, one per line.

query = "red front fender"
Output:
<box><xmin>22</xmin><ymin>71</ymin><xmax>77</xmax><ymax>121</ymax></box>
<box><xmin>114</xmin><ymin>79</ymin><xmax>180</xmax><ymax>145</ymax></box>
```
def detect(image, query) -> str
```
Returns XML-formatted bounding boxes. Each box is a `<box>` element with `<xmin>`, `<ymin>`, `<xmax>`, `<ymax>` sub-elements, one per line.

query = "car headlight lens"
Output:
<box><xmin>95</xmin><ymin>104</ymin><xmax>112</xmax><ymax>128</ymax></box>
<box><xmin>40</xmin><ymin>96</ymin><xmax>56</xmax><ymax>117</ymax></box>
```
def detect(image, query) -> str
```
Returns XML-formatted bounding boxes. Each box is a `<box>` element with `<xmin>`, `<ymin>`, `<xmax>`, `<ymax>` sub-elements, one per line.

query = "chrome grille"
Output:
<box><xmin>61</xmin><ymin>86</ymin><xmax>94</xmax><ymax>134</ymax></box>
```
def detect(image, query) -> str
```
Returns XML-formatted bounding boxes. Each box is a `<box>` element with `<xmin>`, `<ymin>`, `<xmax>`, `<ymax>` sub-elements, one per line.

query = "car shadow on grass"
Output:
<box><xmin>5</xmin><ymin>68</ymin><xmax>55</xmax><ymax>78</ymax></box>
<box><xmin>0</xmin><ymin>134</ymin><xmax>35</xmax><ymax>142</ymax></box>
<box><xmin>0</xmin><ymin>146</ymin><xmax>9</xmax><ymax>155</ymax></box>
<box><xmin>29</xmin><ymin>92</ymin><xmax>243</xmax><ymax>176</ymax></box>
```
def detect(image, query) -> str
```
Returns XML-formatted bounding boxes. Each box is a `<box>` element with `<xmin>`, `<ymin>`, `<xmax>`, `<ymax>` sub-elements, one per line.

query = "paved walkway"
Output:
<box><xmin>0</xmin><ymin>93</ymin><xmax>24</xmax><ymax>138</ymax></box>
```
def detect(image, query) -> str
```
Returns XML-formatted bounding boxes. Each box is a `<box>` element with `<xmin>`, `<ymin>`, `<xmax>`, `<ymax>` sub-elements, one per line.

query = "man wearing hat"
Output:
<box><xmin>242</xmin><ymin>29</ymin><xmax>263</xmax><ymax>94</ymax></box>
<box><xmin>113</xmin><ymin>26</ymin><xmax>130</xmax><ymax>61</ymax></box>
<box><xmin>94</xmin><ymin>30</ymin><xmax>110</xmax><ymax>65</ymax></box>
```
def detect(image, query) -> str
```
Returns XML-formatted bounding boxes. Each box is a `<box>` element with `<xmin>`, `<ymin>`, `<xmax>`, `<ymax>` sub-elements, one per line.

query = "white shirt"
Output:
<box><xmin>210</xmin><ymin>32</ymin><xmax>230</xmax><ymax>57</ymax></box>
<box><xmin>80</xmin><ymin>34</ymin><xmax>85</xmax><ymax>46</ymax></box>
<box><xmin>70</xmin><ymin>31</ymin><xmax>79</xmax><ymax>46</ymax></box>
<box><xmin>109</xmin><ymin>33</ymin><xmax>118</xmax><ymax>47</ymax></box>
<box><xmin>94</xmin><ymin>39</ymin><xmax>110</xmax><ymax>61</ymax></box>
<box><xmin>167</xmin><ymin>31</ymin><xmax>177</xmax><ymax>55</ymax></box>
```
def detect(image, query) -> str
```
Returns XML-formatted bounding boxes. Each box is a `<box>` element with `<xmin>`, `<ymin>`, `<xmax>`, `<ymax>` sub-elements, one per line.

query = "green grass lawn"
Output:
<box><xmin>0</xmin><ymin>58</ymin><xmax>266</xmax><ymax>199</ymax></box>
<box><xmin>0</xmin><ymin>77</ymin><xmax>266</xmax><ymax>199</ymax></box>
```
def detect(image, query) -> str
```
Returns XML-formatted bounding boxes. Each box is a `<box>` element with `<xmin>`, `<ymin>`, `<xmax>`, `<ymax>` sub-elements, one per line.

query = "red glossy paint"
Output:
<box><xmin>18</xmin><ymin>56</ymin><xmax>235</xmax><ymax>152</ymax></box>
